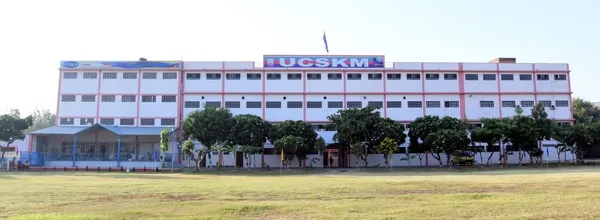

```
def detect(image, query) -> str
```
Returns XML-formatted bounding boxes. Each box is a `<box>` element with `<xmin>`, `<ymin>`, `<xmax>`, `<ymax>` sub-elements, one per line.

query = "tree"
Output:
<box><xmin>268</xmin><ymin>120</ymin><xmax>317</xmax><ymax>167</ymax></box>
<box><xmin>239</xmin><ymin>145</ymin><xmax>261</xmax><ymax>168</ymax></box>
<box><xmin>24</xmin><ymin>107</ymin><xmax>56</xmax><ymax>133</ymax></box>
<box><xmin>470</xmin><ymin>118</ymin><xmax>506</xmax><ymax>165</ymax></box>
<box><xmin>410</xmin><ymin>116</ymin><xmax>467</xmax><ymax>166</ymax></box>
<box><xmin>531</xmin><ymin>103</ymin><xmax>554</xmax><ymax>163</ymax></box>
<box><xmin>406</xmin><ymin>135</ymin><xmax>425</xmax><ymax>166</ymax></box>
<box><xmin>273</xmin><ymin>135</ymin><xmax>303</xmax><ymax>168</ymax></box>
<box><xmin>425</xmin><ymin>129</ymin><xmax>471</xmax><ymax>166</ymax></box>
<box><xmin>572</xmin><ymin>98</ymin><xmax>600</xmax><ymax>124</ymax></box>
<box><xmin>229</xmin><ymin>114</ymin><xmax>271</xmax><ymax>168</ymax></box>
<box><xmin>349</xmin><ymin>142</ymin><xmax>364</xmax><ymax>168</ymax></box>
<box><xmin>565</xmin><ymin>123</ymin><xmax>598</xmax><ymax>164</ymax></box>
<box><xmin>159</xmin><ymin>128</ymin><xmax>171</xmax><ymax>168</ymax></box>
<box><xmin>375</xmin><ymin>137</ymin><xmax>398</xmax><ymax>168</ymax></box>
<box><xmin>504</xmin><ymin>115</ymin><xmax>538</xmax><ymax>166</ymax></box>
<box><xmin>182</xmin><ymin>107</ymin><xmax>233</xmax><ymax>169</ymax></box>
<box><xmin>327</xmin><ymin>106</ymin><xmax>405</xmax><ymax>167</ymax></box>
<box><xmin>552</xmin><ymin>123</ymin><xmax>574</xmax><ymax>164</ymax></box>
<box><xmin>0</xmin><ymin>112</ymin><xmax>33</xmax><ymax>160</ymax></box>
<box><xmin>182</xmin><ymin>140</ymin><xmax>197</xmax><ymax>169</ymax></box>
<box><xmin>315</xmin><ymin>137</ymin><xmax>326</xmax><ymax>154</ymax></box>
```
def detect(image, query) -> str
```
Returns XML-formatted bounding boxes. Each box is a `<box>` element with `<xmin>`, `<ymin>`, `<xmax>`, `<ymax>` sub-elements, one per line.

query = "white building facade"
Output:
<box><xmin>28</xmin><ymin>55</ymin><xmax>575</xmax><ymax>168</ymax></box>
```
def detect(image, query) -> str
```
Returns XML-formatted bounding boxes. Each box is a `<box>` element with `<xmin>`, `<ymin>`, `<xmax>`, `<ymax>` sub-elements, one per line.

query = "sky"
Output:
<box><xmin>0</xmin><ymin>0</ymin><xmax>598</xmax><ymax>115</ymax></box>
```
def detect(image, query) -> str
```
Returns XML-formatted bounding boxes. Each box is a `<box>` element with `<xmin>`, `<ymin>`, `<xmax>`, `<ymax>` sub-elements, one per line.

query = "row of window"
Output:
<box><xmin>61</xmin><ymin>95</ymin><xmax>176</xmax><ymax>103</ymax></box>
<box><xmin>59</xmin><ymin>118</ymin><xmax>176</xmax><ymax>126</ymax></box>
<box><xmin>184</xmin><ymin>73</ymin><xmax>568</xmax><ymax>81</ymax></box>
<box><xmin>62</xmin><ymin>72</ymin><xmax>178</xmax><ymax>80</ymax></box>
<box><xmin>184</xmin><ymin>100</ymin><xmax>570</xmax><ymax>109</ymax></box>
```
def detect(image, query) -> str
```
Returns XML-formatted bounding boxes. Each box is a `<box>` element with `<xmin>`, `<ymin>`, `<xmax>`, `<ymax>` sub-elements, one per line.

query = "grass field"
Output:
<box><xmin>2</xmin><ymin>167</ymin><xmax>600</xmax><ymax>220</ymax></box>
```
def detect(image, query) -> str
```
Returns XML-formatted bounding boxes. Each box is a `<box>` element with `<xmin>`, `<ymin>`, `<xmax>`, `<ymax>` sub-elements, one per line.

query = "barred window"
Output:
<box><xmin>161</xmin><ymin>119</ymin><xmax>176</xmax><ymax>126</ymax></box>
<box><xmin>327</xmin><ymin>101</ymin><xmax>343</xmax><ymax>108</ymax></box>
<box><xmin>347</xmin><ymin>73</ymin><xmax>361</xmax><ymax>80</ymax></box>
<box><xmin>521</xmin><ymin>101</ymin><xmax>534</xmax><ymax>107</ymax></box>
<box><xmin>140</xmin><ymin>119</ymin><xmax>155</xmax><ymax>126</ymax></box>
<box><xmin>247</xmin><ymin>73</ymin><xmax>261</xmax><ymax>80</ymax></box>
<box><xmin>327</xmin><ymin>73</ymin><xmax>342</xmax><ymax>80</ymax></box>
<box><xmin>387</xmin><ymin>73</ymin><xmax>401</xmax><ymax>80</ymax></box>
<box><xmin>121</xmin><ymin>95</ymin><xmax>136</xmax><ymax>102</ymax></box>
<box><xmin>287</xmin><ymin>73</ymin><xmax>302</xmax><ymax>80</ymax></box>
<box><xmin>187</xmin><ymin>73</ymin><xmax>201</xmax><ymax>80</ymax></box>
<box><xmin>83</xmin><ymin>72</ymin><xmax>97</xmax><ymax>79</ymax></box>
<box><xmin>367</xmin><ymin>101</ymin><xmax>383</xmax><ymax>108</ymax></box>
<box><xmin>444</xmin><ymin>101</ymin><xmax>459</xmax><ymax>108</ymax></box>
<box><xmin>519</xmin><ymin>74</ymin><xmax>532</xmax><ymax>80</ymax></box>
<box><xmin>537</xmin><ymin>74</ymin><xmax>549</xmax><ymax>80</ymax></box>
<box><xmin>426</xmin><ymin>101</ymin><xmax>440</xmax><ymax>108</ymax></box>
<box><xmin>502</xmin><ymin>101</ymin><xmax>516</xmax><ymax>107</ymax></box>
<box><xmin>63</xmin><ymin>72</ymin><xmax>77</xmax><ymax>79</ymax></box>
<box><xmin>483</xmin><ymin>74</ymin><xmax>496</xmax><ymax>81</ymax></box>
<box><xmin>387</xmin><ymin>101</ymin><xmax>402</xmax><ymax>108</ymax></box>
<box><xmin>99</xmin><ymin>118</ymin><xmax>115</xmax><ymax>125</ymax></box>
<box><xmin>123</xmin><ymin>72</ymin><xmax>137</xmax><ymax>79</ymax></box>
<box><xmin>539</xmin><ymin>101</ymin><xmax>552</xmax><ymax>107</ymax></box>
<box><xmin>101</xmin><ymin>95</ymin><xmax>116</xmax><ymax>102</ymax></box>
<box><xmin>480</xmin><ymin>101</ymin><xmax>495</xmax><ymax>108</ymax></box>
<box><xmin>225</xmin><ymin>101</ymin><xmax>241</xmax><ymax>108</ymax></box>
<box><xmin>120</xmin><ymin>119</ymin><xmax>135</xmax><ymax>126</ymax></box>
<box><xmin>368</xmin><ymin>73</ymin><xmax>382</xmax><ymax>80</ymax></box>
<box><xmin>60</xmin><ymin>118</ymin><xmax>74</xmax><ymax>125</ymax></box>
<box><xmin>246</xmin><ymin>101</ymin><xmax>262</xmax><ymax>108</ymax></box>
<box><xmin>444</xmin><ymin>74</ymin><xmax>457</xmax><ymax>80</ymax></box>
<box><xmin>162</xmin><ymin>72</ymin><xmax>177</xmax><ymax>79</ymax></box>
<box><xmin>206</xmin><ymin>73</ymin><xmax>221</xmax><ymax>80</ymax></box>
<box><xmin>266</xmin><ymin>101</ymin><xmax>281</xmax><ymax>108</ymax></box>
<box><xmin>555</xmin><ymin>100</ymin><xmax>569</xmax><ymax>107</ymax></box>
<box><xmin>307</xmin><ymin>101</ymin><xmax>322</xmax><ymax>108</ymax></box>
<box><xmin>226</xmin><ymin>73</ymin><xmax>241</xmax><ymax>80</ymax></box>
<box><xmin>425</xmin><ymin>73</ymin><xmax>439</xmax><ymax>80</ymax></box>
<box><xmin>407</xmin><ymin>74</ymin><xmax>420</xmax><ymax>80</ymax></box>
<box><xmin>267</xmin><ymin>73</ymin><xmax>281</xmax><ymax>80</ymax></box>
<box><xmin>205</xmin><ymin>102</ymin><xmax>221</xmax><ymax>108</ymax></box>
<box><xmin>287</xmin><ymin>101</ymin><xmax>303</xmax><ymax>108</ymax></box>
<box><xmin>103</xmin><ymin>72</ymin><xmax>117</xmax><ymax>79</ymax></box>
<box><xmin>346</xmin><ymin>101</ymin><xmax>362</xmax><ymax>108</ymax></box>
<box><xmin>141</xmin><ymin>95</ymin><xmax>156</xmax><ymax>102</ymax></box>
<box><xmin>142</xmin><ymin>72</ymin><xmax>157</xmax><ymax>79</ymax></box>
<box><xmin>81</xmin><ymin>95</ymin><xmax>95</xmax><ymax>102</ymax></box>
<box><xmin>161</xmin><ymin>95</ymin><xmax>176</xmax><ymax>102</ymax></box>
<box><xmin>465</xmin><ymin>74</ymin><xmax>478</xmax><ymax>80</ymax></box>
<box><xmin>61</xmin><ymin>95</ymin><xmax>76</xmax><ymax>102</ymax></box>
<box><xmin>80</xmin><ymin>118</ymin><xmax>94</xmax><ymax>125</ymax></box>
<box><xmin>554</xmin><ymin>74</ymin><xmax>567</xmax><ymax>80</ymax></box>
<box><xmin>501</xmin><ymin>74</ymin><xmax>514</xmax><ymax>81</ymax></box>
<box><xmin>407</xmin><ymin>101</ymin><xmax>422</xmax><ymax>108</ymax></box>
<box><xmin>185</xmin><ymin>101</ymin><xmax>200</xmax><ymax>108</ymax></box>
<box><xmin>307</xmin><ymin>73</ymin><xmax>321</xmax><ymax>80</ymax></box>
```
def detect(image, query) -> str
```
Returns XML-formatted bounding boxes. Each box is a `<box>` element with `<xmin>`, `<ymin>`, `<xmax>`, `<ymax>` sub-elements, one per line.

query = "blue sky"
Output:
<box><xmin>0</xmin><ymin>0</ymin><xmax>597</xmax><ymax>114</ymax></box>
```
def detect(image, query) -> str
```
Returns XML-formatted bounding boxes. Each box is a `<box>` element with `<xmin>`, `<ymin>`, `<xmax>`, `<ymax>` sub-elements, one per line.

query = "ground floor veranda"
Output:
<box><xmin>23</xmin><ymin>125</ymin><xmax>576</xmax><ymax>169</ymax></box>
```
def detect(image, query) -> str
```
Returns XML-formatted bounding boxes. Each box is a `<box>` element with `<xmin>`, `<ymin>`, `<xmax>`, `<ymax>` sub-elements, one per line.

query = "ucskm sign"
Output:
<box><xmin>263</xmin><ymin>56</ymin><xmax>385</xmax><ymax>68</ymax></box>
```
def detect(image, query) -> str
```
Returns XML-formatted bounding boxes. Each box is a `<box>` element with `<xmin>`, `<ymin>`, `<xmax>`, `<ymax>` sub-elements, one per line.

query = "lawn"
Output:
<box><xmin>2</xmin><ymin>167</ymin><xmax>600</xmax><ymax>220</ymax></box>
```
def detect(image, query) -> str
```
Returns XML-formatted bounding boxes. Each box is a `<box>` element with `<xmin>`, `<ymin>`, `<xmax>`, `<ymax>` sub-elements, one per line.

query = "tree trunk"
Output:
<box><xmin>431</xmin><ymin>152</ymin><xmax>443</xmax><ymax>167</ymax></box>
<box><xmin>417</xmin><ymin>154</ymin><xmax>423</xmax><ymax>166</ymax></box>
<box><xmin>355</xmin><ymin>156</ymin><xmax>359</xmax><ymax>168</ymax></box>
<box><xmin>518</xmin><ymin>146</ymin><xmax>523</xmax><ymax>166</ymax></box>
<box><xmin>445</xmin><ymin>154</ymin><xmax>451</xmax><ymax>167</ymax></box>
<box><xmin>486</xmin><ymin>152</ymin><xmax>495</xmax><ymax>165</ymax></box>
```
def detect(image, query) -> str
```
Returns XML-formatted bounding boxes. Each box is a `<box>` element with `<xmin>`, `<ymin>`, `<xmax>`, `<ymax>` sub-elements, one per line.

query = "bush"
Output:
<box><xmin>132</xmin><ymin>167</ymin><xmax>136</xmax><ymax>172</ymax></box>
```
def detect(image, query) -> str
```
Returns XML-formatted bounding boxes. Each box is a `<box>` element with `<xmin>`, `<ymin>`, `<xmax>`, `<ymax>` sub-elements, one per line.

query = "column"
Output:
<box><xmin>117</xmin><ymin>135</ymin><xmax>121</xmax><ymax>167</ymax></box>
<box><xmin>72</xmin><ymin>135</ymin><xmax>77</xmax><ymax>167</ymax></box>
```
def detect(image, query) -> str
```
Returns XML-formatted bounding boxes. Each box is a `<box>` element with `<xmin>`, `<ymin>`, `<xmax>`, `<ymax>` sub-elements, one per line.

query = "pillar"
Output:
<box><xmin>117</xmin><ymin>135</ymin><xmax>121</xmax><ymax>167</ymax></box>
<box><xmin>72</xmin><ymin>135</ymin><xmax>77</xmax><ymax>167</ymax></box>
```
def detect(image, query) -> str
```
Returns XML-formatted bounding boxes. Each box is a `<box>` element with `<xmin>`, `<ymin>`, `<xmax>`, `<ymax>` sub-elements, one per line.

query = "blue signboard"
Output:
<box><xmin>263</xmin><ymin>55</ymin><xmax>385</xmax><ymax>68</ymax></box>
<box><xmin>60</xmin><ymin>61</ymin><xmax>181</xmax><ymax>69</ymax></box>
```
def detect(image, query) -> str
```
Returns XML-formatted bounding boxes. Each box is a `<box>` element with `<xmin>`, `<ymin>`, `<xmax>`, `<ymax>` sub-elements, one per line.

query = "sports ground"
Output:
<box><xmin>1</xmin><ymin>167</ymin><xmax>600</xmax><ymax>220</ymax></box>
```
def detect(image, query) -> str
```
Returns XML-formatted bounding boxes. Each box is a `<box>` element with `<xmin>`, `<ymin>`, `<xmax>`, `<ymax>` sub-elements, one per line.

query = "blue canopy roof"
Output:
<box><xmin>29</xmin><ymin>124</ymin><xmax>175</xmax><ymax>136</ymax></box>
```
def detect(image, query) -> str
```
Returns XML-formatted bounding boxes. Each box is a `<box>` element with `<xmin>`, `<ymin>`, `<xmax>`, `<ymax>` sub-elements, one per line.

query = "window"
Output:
<box><xmin>184</xmin><ymin>101</ymin><xmax>200</xmax><ymax>108</ymax></box>
<box><xmin>59</xmin><ymin>118</ymin><xmax>74</xmax><ymax>125</ymax></box>
<box><xmin>554</xmin><ymin>74</ymin><xmax>567</xmax><ymax>80</ymax></box>
<box><xmin>368</xmin><ymin>101</ymin><xmax>383</xmax><ymax>108</ymax></box>
<box><xmin>63</xmin><ymin>72</ymin><xmax>77</xmax><ymax>79</ymax></box>
<box><xmin>226</xmin><ymin>73</ymin><xmax>241</xmax><ymax>80</ymax></box>
<box><xmin>287</xmin><ymin>73</ymin><xmax>302</xmax><ymax>80</ymax></box>
<box><xmin>556</xmin><ymin>100</ymin><xmax>569</xmax><ymax>107</ymax></box>
<box><xmin>140</xmin><ymin>119</ymin><xmax>155</xmax><ymax>126</ymax></box>
<box><xmin>186</xmin><ymin>73</ymin><xmax>201</xmax><ymax>80</ymax></box>
<box><xmin>101</xmin><ymin>95</ymin><xmax>116</xmax><ymax>102</ymax></box>
<box><xmin>83</xmin><ymin>72</ymin><xmax>97</xmax><ymax>79</ymax></box>
<box><xmin>537</xmin><ymin>74</ymin><xmax>549</xmax><ymax>80</ymax></box>
<box><xmin>444</xmin><ymin>73</ymin><xmax>457</xmax><ymax>80</ymax></box>
<box><xmin>99</xmin><ymin>118</ymin><xmax>115</xmax><ymax>125</ymax></box>
<box><xmin>61</xmin><ymin>95</ymin><xmax>76</xmax><ymax>102</ymax></box>
<box><xmin>465</xmin><ymin>74</ymin><xmax>478</xmax><ymax>80</ymax></box>
<box><xmin>123</xmin><ymin>72</ymin><xmax>137</xmax><ymax>79</ymax></box>
<box><xmin>347</xmin><ymin>101</ymin><xmax>362</xmax><ymax>108</ymax></box>
<box><xmin>482</xmin><ymin>74</ymin><xmax>496</xmax><ymax>81</ymax></box>
<box><xmin>161</xmin><ymin>119</ymin><xmax>176</xmax><ymax>126</ymax></box>
<box><xmin>407</xmin><ymin>101</ymin><xmax>422</xmax><ymax>108</ymax></box>
<box><xmin>521</xmin><ymin>101</ymin><xmax>535</xmax><ymax>107</ymax></box>
<box><xmin>81</xmin><ymin>95</ymin><xmax>96</xmax><ymax>102</ymax></box>
<box><xmin>328</xmin><ymin>101</ymin><xmax>343</xmax><ymax>108</ymax></box>
<box><xmin>142</xmin><ymin>72</ymin><xmax>157</xmax><ymax>79</ymax></box>
<box><xmin>141</xmin><ymin>95</ymin><xmax>156</xmax><ymax>102</ymax></box>
<box><xmin>307</xmin><ymin>101</ymin><xmax>322</xmax><ymax>108</ymax></box>
<box><xmin>120</xmin><ymin>119</ymin><xmax>135</xmax><ymax>126</ymax></box>
<box><xmin>387</xmin><ymin>73</ymin><xmax>401</xmax><ymax>80</ymax></box>
<box><xmin>480</xmin><ymin>101</ymin><xmax>495</xmax><ymax>108</ymax></box>
<box><xmin>207</xmin><ymin>73</ymin><xmax>221</xmax><ymax>80</ymax></box>
<box><xmin>387</xmin><ymin>101</ymin><xmax>402</xmax><ymax>108</ymax></box>
<box><xmin>444</xmin><ymin>101</ymin><xmax>459</xmax><ymax>108</ymax></box>
<box><xmin>247</xmin><ymin>73</ymin><xmax>261</xmax><ymax>80</ymax></box>
<box><xmin>225</xmin><ymin>101</ymin><xmax>240</xmax><ymax>108</ymax></box>
<box><xmin>426</xmin><ymin>101</ymin><xmax>440</xmax><ymax>108</ymax></box>
<box><xmin>103</xmin><ymin>72</ymin><xmax>117</xmax><ymax>79</ymax></box>
<box><xmin>162</xmin><ymin>72</ymin><xmax>177</xmax><ymax>79</ymax></box>
<box><xmin>539</xmin><ymin>100</ymin><xmax>552</xmax><ymax>107</ymax></box>
<box><xmin>407</xmin><ymin>74</ymin><xmax>420</xmax><ymax>80</ymax></box>
<box><xmin>121</xmin><ymin>95</ymin><xmax>136</xmax><ymax>102</ymax></box>
<box><xmin>327</xmin><ymin>73</ymin><xmax>342</xmax><ymax>80</ymax></box>
<box><xmin>246</xmin><ymin>101</ymin><xmax>262</xmax><ymax>108</ymax></box>
<box><xmin>347</xmin><ymin>73</ymin><xmax>361</xmax><ymax>80</ymax></box>
<box><xmin>266</xmin><ymin>101</ymin><xmax>281</xmax><ymax>108</ymax></box>
<box><xmin>287</xmin><ymin>101</ymin><xmax>303</xmax><ymax>108</ymax></box>
<box><xmin>501</xmin><ymin>74</ymin><xmax>514</xmax><ymax>81</ymax></box>
<box><xmin>368</xmin><ymin>73</ymin><xmax>382</xmax><ymax>80</ymax></box>
<box><xmin>502</xmin><ymin>101</ymin><xmax>516</xmax><ymax>107</ymax></box>
<box><xmin>80</xmin><ymin>118</ymin><xmax>94</xmax><ymax>125</ymax></box>
<box><xmin>267</xmin><ymin>73</ymin><xmax>281</xmax><ymax>80</ymax></box>
<box><xmin>162</xmin><ymin>95</ymin><xmax>176</xmax><ymax>102</ymax></box>
<box><xmin>307</xmin><ymin>73</ymin><xmax>321</xmax><ymax>80</ymax></box>
<box><xmin>519</xmin><ymin>74</ymin><xmax>532</xmax><ymax>80</ymax></box>
<box><xmin>205</xmin><ymin>101</ymin><xmax>221</xmax><ymax>108</ymax></box>
<box><xmin>426</xmin><ymin>73</ymin><xmax>439</xmax><ymax>80</ymax></box>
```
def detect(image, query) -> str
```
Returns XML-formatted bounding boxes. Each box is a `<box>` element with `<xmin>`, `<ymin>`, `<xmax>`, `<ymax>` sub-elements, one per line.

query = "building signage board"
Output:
<box><xmin>60</xmin><ymin>61</ymin><xmax>181</xmax><ymax>69</ymax></box>
<box><xmin>263</xmin><ymin>55</ymin><xmax>385</xmax><ymax>68</ymax></box>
